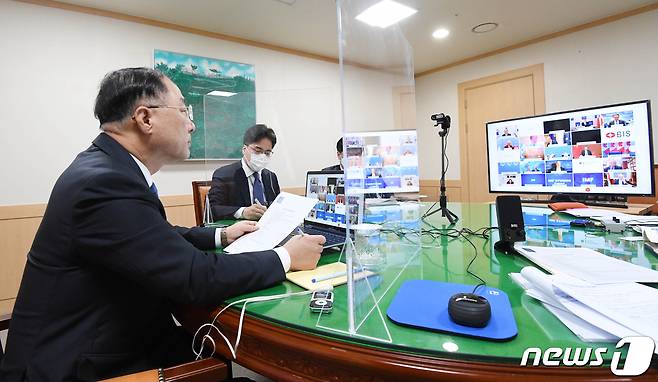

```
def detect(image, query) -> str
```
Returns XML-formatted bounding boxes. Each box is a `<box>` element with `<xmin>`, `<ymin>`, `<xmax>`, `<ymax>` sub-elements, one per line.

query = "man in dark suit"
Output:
<box><xmin>208</xmin><ymin>124</ymin><xmax>280</xmax><ymax>220</ymax></box>
<box><xmin>605</xmin><ymin>113</ymin><xmax>629</xmax><ymax>127</ymax></box>
<box><xmin>580</xmin><ymin>145</ymin><xmax>593</xmax><ymax>157</ymax></box>
<box><xmin>0</xmin><ymin>68</ymin><xmax>325</xmax><ymax>381</ymax></box>
<box><xmin>322</xmin><ymin>137</ymin><xmax>343</xmax><ymax>171</ymax></box>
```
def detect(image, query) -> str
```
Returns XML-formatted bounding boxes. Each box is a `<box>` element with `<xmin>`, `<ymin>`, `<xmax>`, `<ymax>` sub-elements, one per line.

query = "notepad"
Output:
<box><xmin>286</xmin><ymin>262</ymin><xmax>373</xmax><ymax>290</ymax></box>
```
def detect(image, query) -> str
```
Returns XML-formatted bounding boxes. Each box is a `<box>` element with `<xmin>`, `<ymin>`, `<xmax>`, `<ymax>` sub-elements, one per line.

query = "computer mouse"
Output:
<box><xmin>447</xmin><ymin>292</ymin><xmax>491</xmax><ymax>328</ymax></box>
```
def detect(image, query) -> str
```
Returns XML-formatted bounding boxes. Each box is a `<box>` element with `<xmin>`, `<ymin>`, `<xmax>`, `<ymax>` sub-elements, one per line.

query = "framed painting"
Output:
<box><xmin>154</xmin><ymin>50</ymin><xmax>256</xmax><ymax>159</ymax></box>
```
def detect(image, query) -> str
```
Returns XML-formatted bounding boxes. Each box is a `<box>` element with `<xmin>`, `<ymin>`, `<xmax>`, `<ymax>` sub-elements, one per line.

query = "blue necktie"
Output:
<box><xmin>149</xmin><ymin>182</ymin><xmax>159</xmax><ymax>197</ymax></box>
<box><xmin>252</xmin><ymin>172</ymin><xmax>265</xmax><ymax>204</ymax></box>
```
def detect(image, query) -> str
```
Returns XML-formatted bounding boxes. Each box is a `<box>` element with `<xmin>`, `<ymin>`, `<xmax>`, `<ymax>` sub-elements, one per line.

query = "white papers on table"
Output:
<box><xmin>224</xmin><ymin>192</ymin><xmax>317</xmax><ymax>254</ymax></box>
<box><xmin>513</xmin><ymin>244</ymin><xmax>658</xmax><ymax>284</ymax></box>
<box><xmin>511</xmin><ymin>267</ymin><xmax>636</xmax><ymax>342</ymax></box>
<box><xmin>554</xmin><ymin>280</ymin><xmax>658</xmax><ymax>353</ymax></box>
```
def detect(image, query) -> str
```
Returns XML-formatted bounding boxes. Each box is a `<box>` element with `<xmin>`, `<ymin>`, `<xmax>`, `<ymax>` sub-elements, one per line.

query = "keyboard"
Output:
<box><xmin>302</xmin><ymin>226</ymin><xmax>345</xmax><ymax>248</ymax></box>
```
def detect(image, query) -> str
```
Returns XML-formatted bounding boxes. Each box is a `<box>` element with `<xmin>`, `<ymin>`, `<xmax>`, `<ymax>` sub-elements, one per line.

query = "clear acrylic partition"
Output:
<box><xmin>312</xmin><ymin>0</ymin><xmax>421</xmax><ymax>342</ymax></box>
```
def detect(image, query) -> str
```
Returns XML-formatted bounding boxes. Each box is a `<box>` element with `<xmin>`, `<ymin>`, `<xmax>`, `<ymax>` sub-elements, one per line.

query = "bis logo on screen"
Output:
<box><xmin>520</xmin><ymin>336</ymin><xmax>655</xmax><ymax>376</ymax></box>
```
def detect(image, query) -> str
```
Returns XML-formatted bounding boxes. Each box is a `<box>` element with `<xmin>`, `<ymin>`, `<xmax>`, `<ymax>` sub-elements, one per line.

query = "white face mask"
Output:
<box><xmin>249</xmin><ymin>153</ymin><xmax>270</xmax><ymax>172</ymax></box>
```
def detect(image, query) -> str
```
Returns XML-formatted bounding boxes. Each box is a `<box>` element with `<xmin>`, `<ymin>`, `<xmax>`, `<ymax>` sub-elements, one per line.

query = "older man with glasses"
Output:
<box><xmin>209</xmin><ymin>124</ymin><xmax>281</xmax><ymax>220</ymax></box>
<box><xmin>0</xmin><ymin>68</ymin><xmax>324</xmax><ymax>381</ymax></box>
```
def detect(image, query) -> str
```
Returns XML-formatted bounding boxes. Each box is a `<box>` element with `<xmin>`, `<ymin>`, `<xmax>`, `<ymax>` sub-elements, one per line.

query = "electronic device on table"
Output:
<box><xmin>485</xmin><ymin>100</ymin><xmax>654</xmax><ymax>207</ymax></box>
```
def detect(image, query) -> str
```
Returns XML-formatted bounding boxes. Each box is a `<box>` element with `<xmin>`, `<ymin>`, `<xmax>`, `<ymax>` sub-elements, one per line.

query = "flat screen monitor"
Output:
<box><xmin>344</xmin><ymin>129</ymin><xmax>419</xmax><ymax>194</ymax></box>
<box><xmin>486</xmin><ymin>100</ymin><xmax>653</xmax><ymax>196</ymax></box>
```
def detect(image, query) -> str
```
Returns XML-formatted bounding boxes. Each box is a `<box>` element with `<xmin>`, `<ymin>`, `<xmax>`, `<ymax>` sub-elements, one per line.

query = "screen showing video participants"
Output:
<box><xmin>343</xmin><ymin>130</ymin><xmax>419</xmax><ymax>194</ymax></box>
<box><xmin>487</xmin><ymin>100</ymin><xmax>653</xmax><ymax>195</ymax></box>
<box><xmin>306</xmin><ymin>173</ymin><xmax>363</xmax><ymax>228</ymax></box>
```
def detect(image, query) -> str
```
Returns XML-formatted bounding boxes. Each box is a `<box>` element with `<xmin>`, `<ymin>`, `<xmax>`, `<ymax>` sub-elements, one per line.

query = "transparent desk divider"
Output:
<box><xmin>312</xmin><ymin>0</ymin><xmax>421</xmax><ymax>343</ymax></box>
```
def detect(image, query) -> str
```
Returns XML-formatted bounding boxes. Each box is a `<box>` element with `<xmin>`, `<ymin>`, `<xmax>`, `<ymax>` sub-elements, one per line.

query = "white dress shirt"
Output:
<box><xmin>129</xmin><ymin>153</ymin><xmax>290</xmax><ymax>272</ymax></box>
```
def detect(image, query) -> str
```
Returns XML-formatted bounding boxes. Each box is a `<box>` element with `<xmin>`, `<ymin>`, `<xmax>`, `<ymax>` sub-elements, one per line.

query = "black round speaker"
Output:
<box><xmin>447</xmin><ymin>293</ymin><xmax>491</xmax><ymax>328</ymax></box>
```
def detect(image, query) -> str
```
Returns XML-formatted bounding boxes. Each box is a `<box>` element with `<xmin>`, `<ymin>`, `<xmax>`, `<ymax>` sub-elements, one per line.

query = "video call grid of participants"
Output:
<box><xmin>343</xmin><ymin>133</ymin><xmax>419</xmax><ymax>191</ymax></box>
<box><xmin>495</xmin><ymin>110</ymin><xmax>637</xmax><ymax>188</ymax></box>
<box><xmin>307</xmin><ymin>176</ymin><xmax>347</xmax><ymax>225</ymax></box>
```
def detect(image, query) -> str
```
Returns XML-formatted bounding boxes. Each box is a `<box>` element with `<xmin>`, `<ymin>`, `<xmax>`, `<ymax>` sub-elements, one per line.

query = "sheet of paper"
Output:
<box><xmin>620</xmin><ymin>236</ymin><xmax>645</xmax><ymax>241</ymax></box>
<box><xmin>514</xmin><ymin>245</ymin><xmax>658</xmax><ymax>284</ymax></box>
<box><xmin>512</xmin><ymin>268</ymin><xmax>619</xmax><ymax>342</ymax></box>
<box><xmin>543</xmin><ymin>304</ymin><xmax>618</xmax><ymax>342</ymax></box>
<box><xmin>224</xmin><ymin>192</ymin><xmax>317</xmax><ymax>254</ymax></box>
<box><xmin>554</xmin><ymin>281</ymin><xmax>658</xmax><ymax>353</ymax></box>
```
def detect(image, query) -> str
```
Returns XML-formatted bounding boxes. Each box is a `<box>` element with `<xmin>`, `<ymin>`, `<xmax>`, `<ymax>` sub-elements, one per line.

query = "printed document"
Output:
<box><xmin>513</xmin><ymin>245</ymin><xmax>658</xmax><ymax>284</ymax></box>
<box><xmin>224</xmin><ymin>192</ymin><xmax>317</xmax><ymax>254</ymax></box>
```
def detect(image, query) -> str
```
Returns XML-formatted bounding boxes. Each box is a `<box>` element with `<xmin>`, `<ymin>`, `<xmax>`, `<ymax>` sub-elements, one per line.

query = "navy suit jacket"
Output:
<box><xmin>0</xmin><ymin>133</ymin><xmax>285</xmax><ymax>381</ymax></box>
<box><xmin>208</xmin><ymin>161</ymin><xmax>280</xmax><ymax>220</ymax></box>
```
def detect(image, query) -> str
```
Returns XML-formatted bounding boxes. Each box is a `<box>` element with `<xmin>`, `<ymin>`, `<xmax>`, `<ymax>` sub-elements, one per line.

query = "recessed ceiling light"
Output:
<box><xmin>432</xmin><ymin>28</ymin><xmax>450</xmax><ymax>39</ymax></box>
<box><xmin>355</xmin><ymin>0</ymin><xmax>418</xmax><ymax>29</ymax></box>
<box><xmin>207</xmin><ymin>90</ymin><xmax>237</xmax><ymax>97</ymax></box>
<box><xmin>472</xmin><ymin>22</ymin><xmax>498</xmax><ymax>34</ymax></box>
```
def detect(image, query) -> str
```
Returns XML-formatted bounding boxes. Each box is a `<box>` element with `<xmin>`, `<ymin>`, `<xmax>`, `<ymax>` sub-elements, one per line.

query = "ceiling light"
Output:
<box><xmin>432</xmin><ymin>28</ymin><xmax>450</xmax><ymax>39</ymax></box>
<box><xmin>355</xmin><ymin>0</ymin><xmax>418</xmax><ymax>29</ymax></box>
<box><xmin>472</xmin><ymin>22</ymin><xmax>498</xmax><ymax>34</ymax></box>
<box><xmin>207</xmin><ymin>90</ymin><xmax>237</xmax><ymax>97</ymax></box>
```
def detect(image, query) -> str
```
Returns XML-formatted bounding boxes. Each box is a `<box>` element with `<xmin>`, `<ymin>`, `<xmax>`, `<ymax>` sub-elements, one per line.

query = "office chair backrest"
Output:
<box><xmin>192</xmin><ymin>181</ymin><xmax>212</xmax><ymax>227</ymax></box>
<box><xmin>1</xmin><ymin>313</ymin><xmax>11</xmax><ymax>361</ymax></box>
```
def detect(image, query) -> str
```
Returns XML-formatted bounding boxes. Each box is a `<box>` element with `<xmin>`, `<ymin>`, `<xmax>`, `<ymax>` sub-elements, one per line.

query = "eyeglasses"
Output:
<box><xmin>247</xmin><ymin>145</ymin><xmax>274</xmax><ymax>157</ymax></box>
<box><xmin>145</xmin><ymin>105</ymin><xmax>194</xmax><ymax>121</ymax></box>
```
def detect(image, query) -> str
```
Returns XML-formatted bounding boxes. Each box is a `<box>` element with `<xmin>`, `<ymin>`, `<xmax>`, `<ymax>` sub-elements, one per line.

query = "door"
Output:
<box><xmin>459</xmin><ymin>64</ymin><xmax>545</xmax><ymax>202</ymax></box>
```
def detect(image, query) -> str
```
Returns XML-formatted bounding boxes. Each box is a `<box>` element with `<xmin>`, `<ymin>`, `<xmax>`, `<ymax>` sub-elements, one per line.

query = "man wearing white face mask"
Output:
<box><xmin>209</xmin><ymin>124</ymin><xmax>281</xmax><ymax>220</ymax></box>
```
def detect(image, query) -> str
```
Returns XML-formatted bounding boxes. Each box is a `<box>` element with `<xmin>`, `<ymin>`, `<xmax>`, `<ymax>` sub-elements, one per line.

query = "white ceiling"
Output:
<box><xmin>57</xmin><ymin>0</ymin><xmax>658</xmax><ymax>73</ymax></box>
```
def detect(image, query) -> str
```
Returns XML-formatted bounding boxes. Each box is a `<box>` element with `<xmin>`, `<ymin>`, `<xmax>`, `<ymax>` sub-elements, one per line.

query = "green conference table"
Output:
<box><xmin>176</xmin><ymin>203</ymin><xmax>658</xmax><ymax>381</ymax></box>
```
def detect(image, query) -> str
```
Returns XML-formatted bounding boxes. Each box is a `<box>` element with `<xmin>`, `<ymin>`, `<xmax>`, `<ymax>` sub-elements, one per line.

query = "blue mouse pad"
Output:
<box><xmin>387</xmin><ymin>280</ymin><xmax>517</xmax><ymax>341</ymax></box>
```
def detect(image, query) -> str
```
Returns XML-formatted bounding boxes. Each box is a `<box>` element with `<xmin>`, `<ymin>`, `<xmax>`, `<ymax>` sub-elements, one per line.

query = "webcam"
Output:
<box><xmin>448</xmin><ymin>292</ymin><xmax>491</xmax><ymax>328</ymax></box>
<box><xmin>430</xmin><ymin>113</ymin><xmax>451</xmax><ymax>136</ymax></box>
<box><xmin>431</xmin><ymin>113</ymin><xmax>451</xmax><ymax>125</ymax></box>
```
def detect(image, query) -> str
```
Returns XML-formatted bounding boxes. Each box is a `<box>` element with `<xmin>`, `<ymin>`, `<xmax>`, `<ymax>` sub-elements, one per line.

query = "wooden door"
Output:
<box><xmin>459</xmin><ymin>64</ymin><xmax>545</xmax><ymax>202</ymax></box>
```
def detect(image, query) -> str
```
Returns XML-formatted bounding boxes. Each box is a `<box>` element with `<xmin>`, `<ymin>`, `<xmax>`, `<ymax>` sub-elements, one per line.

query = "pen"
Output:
<box><xmin>311</xmin><ymin>268</ymin><xmax>363</xmax><ymax>283</ymax></box>
<box><xmin>294</xmin><ymin>226</ymin><xmax>305</xmax><ymax>236</ymax></box>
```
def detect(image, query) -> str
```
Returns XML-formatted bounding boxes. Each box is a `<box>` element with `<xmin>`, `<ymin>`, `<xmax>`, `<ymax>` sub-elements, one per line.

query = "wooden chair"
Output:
<box><xmin>1</xmin><ymin>313</ymin><xmax>10</xmax><ymax>361</ymax></box>
<box><xmin>191</xmin><ymin>181</ymin><xmax>212</xmax><ymax>227</ymax></box>
<box><xmin>102</xmin><ymin>358</ymin><xmax>229</xmax><ymax>382</ymax></box>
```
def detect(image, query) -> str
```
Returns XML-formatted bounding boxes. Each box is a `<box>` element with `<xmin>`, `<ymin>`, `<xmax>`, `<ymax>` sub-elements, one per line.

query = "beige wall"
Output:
<box><xmin>415</xmin><ymin>9</ymin><xmax>658</xmax><ymax>184</ymax></box>
<box><xmin>0</xmin><ymin>1</ymin><xmax>405</xmax><ymax>206</ymax></box>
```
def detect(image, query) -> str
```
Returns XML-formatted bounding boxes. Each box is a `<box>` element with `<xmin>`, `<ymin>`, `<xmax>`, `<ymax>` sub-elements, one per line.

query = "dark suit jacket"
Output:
<box><xmin>208</xmin><ymin>161</ymin><xmax>280</xmax><ymax>220</ymax></box>
<box><xmin>322</xmin><ymin>164</ymin><xmax>342</xmax><ymax>171</ymax></box>
<box><xmin>0</xmin><ymin>134</ymin><xmax>285</xmax><ymax>382</ymax></box>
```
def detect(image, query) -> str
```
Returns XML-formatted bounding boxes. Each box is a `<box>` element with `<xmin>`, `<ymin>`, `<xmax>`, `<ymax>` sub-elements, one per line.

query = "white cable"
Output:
<box><xmin>192</xmin><ymin>289</ymin><xmax>316</xmax><ymax>360</ymax></box>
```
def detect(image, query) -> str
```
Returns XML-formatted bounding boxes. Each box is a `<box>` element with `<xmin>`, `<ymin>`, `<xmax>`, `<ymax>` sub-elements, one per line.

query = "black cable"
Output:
<box><xmin>381</xmin><ymin>223</ymin><xmax>498</xmax><ymax>294</ymax></box>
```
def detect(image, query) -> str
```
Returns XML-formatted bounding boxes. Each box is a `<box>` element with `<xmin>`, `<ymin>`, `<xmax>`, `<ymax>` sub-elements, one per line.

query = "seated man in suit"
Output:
<box><xmin>322</xmin><ymin>137</ymin><xmax>344</xmax><ymax>171</ymax></box>
<box><xmin>209</xmin><ymin>124</ymin><xmax>281</xmax><ymax>220</ymax></box>
<box><xmin>0</xmin><ymin>68</ymin><xmax>325</xmax><ymax>382</ymax></box>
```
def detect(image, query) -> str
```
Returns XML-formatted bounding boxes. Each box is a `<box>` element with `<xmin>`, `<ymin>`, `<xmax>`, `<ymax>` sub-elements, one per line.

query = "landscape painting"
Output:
<box><xmin>154</xmin><ymin>49</ymin><xmax>256</xmax><ymax>159</ymax></box>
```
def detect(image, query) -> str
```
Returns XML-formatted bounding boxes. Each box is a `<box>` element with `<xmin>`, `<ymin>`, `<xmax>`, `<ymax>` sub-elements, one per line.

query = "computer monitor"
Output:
<box><xmin>343</xmin><ymin>129</ymin><xmax>419</xmax><ymax>194</ymax></box>
<box><xmin>486</xmin><ymin>100</ymin><xmax>654</xmax><ymax>196</ymax></box>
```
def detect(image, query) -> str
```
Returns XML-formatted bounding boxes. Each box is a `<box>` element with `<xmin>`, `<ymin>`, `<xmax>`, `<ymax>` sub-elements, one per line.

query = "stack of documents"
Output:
<box><xmin>511</xmin><ymin>245</ymin><xmax>658</xmax><ymax>352</ymax></box>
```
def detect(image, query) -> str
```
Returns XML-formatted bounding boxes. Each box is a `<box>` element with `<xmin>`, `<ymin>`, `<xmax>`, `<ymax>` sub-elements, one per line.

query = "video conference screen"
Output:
<box><xmin>486</xmin><ymin>100</ymin><xmax>653</xmax><ymax>195</ymax></box>
<box><xmin>306</xmin><ymin>172</ymin><xmax>362</xmax><ymax>229</ymax></box>
<box><xmin>344</xmin><ymin>130</ymin><xmax>419</xmax><ymax>194</ymax></box>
